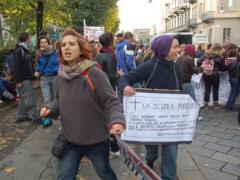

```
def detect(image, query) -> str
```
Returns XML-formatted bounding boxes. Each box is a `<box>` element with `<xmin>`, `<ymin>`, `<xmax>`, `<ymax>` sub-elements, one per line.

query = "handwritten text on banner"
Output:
<box><xmin>121</xmin><ymin>91</ymin><xmax>200</xmax><ymax>143</ymax></box>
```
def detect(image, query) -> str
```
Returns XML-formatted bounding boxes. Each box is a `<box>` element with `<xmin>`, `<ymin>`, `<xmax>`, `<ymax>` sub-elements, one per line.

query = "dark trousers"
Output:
<box><xmin>57</xmin><ymin>139</ymin><xmax>117</xmax><ymax>180</ymax></box>
<box><xmin>145</xmin><ymin>144</ymin><xmax>178</xmax><ymax>180</ymax></box>
<box><xmin>227</xmin><ymin>78</ymin><xmax>239</xmax><ymax>110</ymax></box>
<box><xmin>203</xmin><ymin>74</ymin><xmax>220</xmax><ymax>102</ymax></box>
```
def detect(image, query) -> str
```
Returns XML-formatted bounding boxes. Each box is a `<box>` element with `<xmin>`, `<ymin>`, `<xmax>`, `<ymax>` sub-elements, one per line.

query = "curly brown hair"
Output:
<box><xmin>58</xmin><ymin>28</ymin><xmax>92</xmax><ymax>65</ymax></box>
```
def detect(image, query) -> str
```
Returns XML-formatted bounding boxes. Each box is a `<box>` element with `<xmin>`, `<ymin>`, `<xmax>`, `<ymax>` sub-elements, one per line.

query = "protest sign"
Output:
<box><xmin>191</xmin><ymin>72</ymin><xmax>231</xmax><ymax>106</ymax></box>
<box><xmin>193</xmin><ymin>34</ymin><xmax>208</xmax><ymax>44</ymax></box>
<box><xmin>121</xmin><ymin>89</ymin><xmax>199</xmax><ymax>143</ymax></box>
<box><xmin>84</xmin><ymin>26</ymin><xmax>104</xmax><ymax>42</ymax></box>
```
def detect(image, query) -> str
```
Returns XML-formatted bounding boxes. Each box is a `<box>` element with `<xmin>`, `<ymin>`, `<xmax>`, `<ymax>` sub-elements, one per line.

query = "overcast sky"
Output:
<box><xmin>118</xmin><ymin>0</ymin><xmax>154</xmax><ymax>31</ymax></box>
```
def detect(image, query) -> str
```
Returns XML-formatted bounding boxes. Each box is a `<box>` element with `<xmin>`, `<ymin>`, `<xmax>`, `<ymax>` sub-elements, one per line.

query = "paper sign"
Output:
<box><xmin>84</xmin><ymin>26</ymin><xmax>104</xmax><ymax>42</ymax></box>
<box><xmin>121</xmin><ymin>90</ymin><xmax>199</xmax><ymax>143</ymax></box>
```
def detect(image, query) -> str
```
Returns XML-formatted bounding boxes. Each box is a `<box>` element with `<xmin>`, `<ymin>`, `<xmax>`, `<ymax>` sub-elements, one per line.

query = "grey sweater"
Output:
<box><xmin>48</xmin><ymin>66</ymin><xmax>125</xmax><ymax>145</ymax></box>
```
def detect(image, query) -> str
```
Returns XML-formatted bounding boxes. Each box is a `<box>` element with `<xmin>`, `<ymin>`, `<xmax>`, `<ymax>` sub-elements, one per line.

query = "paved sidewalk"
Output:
<box><xmin>0</xmin><ymin>107</ymin><xmax>239</xmax><ymax>180</ymax></box>
<box><xmin>182</xmin><ymin>107</ymin><xmax>240</xmax><ymax>180</ymax></box>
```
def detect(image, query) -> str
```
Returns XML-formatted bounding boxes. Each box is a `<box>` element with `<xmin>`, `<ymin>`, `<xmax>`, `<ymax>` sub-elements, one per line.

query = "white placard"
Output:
<box><xmin>193</xmin><ymin>34</ymin><xmax>209</xmax><ymax>44</ymax></box>
<box><xmin>84</xmin><ymin>26</ymin><xmax>104</xmax><ymax>42</ymax></box>
<box><xmin>121</xmin><ymin>90</ymin><xmax>199</xmax><ymax>143</ymax></box>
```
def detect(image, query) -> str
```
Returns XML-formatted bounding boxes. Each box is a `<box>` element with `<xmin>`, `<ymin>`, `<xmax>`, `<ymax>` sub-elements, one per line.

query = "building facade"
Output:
<box><xmin>133</xmin><ymin>28</ymin><xmax>151</xmax><ymax>44</ymax></box>
<box><xmin>164</xmin><ymin>0</ymin><xmax>240</xmax><ymax>45</ymax></box>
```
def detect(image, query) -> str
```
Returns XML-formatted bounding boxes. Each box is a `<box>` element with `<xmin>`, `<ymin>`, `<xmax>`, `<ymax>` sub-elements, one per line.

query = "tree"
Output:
<box><xmin>67</xmin><ymin>0</ymin><xmax>119</xmax><ymax>33</ymax></box>
<box><xmin>102</xmin><ymin>5</ymin><xmax>120</xmax><ymax>33</ymax></box>
<box><xmin>0</xmin><ymin>0</ymin><xmax>119</xmax><ymax>42</ymax></box>
<box><xmin>0</xmin><ymin>0</ymin><xmax>72</xmax><ymax>39</ymax></box>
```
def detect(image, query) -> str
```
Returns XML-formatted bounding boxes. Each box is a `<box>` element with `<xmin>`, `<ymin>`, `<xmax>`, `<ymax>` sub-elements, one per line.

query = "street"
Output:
<box><xmin>0</xmin><ymin>89</ymin><xmax>239</xmax><ymax>180</ymax></box>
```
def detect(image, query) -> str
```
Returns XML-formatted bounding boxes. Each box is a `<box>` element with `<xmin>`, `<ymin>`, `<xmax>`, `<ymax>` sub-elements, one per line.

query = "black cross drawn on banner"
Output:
<box><xmin>130</xmin><ymin>98</ymin><xmax>141</xmax><ymax>111</ymax></box>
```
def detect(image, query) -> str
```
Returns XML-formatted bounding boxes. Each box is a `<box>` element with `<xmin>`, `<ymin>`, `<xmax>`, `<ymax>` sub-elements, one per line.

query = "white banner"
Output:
<box><xmin>121</xmin><ymin>90</ymin><xmax>199</xmax><ymax>143</ymax></box>
<box><xmin>191</xmin><ymin>72</ymin><xmax>231</xmax><ymax>106</ymax></box>
<box><xmin>84</xmin><ymin>26</ymin><xmax>104</xmax><ymax>42</ymax></box>
<box><xmin>193</xmin><ymin>34</ymin><xmax>208</xmax><ymax>44</ymax></box>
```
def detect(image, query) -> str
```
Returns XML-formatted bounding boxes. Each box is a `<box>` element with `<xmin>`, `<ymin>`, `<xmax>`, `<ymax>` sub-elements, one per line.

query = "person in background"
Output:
<box><xmin>95</xmin><ymin>32</ymin><xmax>118</xmax><ymax>91</ymax></box>
<box><xmin>196</xmin><ymin>43</ymin><xmax>205</xmax><ymax>59</ymax></box>
<box><xmin>177</xmin><ymin>44</ymin><xmax>202</xmax><ymax>100</ymax></box>
<box><xmin>13</xmin><ymin>32</ymin><xmax>40</xmax><ymax>123</ymax></box>
<box><xmin>222</xmin><ymin>43</ymin><xmax>240</xmax><ymax>111</ymax></box>
<box><xmin>34</xmin><ymin>36</ymin><xmax>59</xmax><ymax>127</ymax></box>
<box><xmin>0</xmin><ymin>75</ymin><xmax>17</xmax><ymax>102</ymax></box>
<box><xmin>205</xmin><ymin>43</ymin><xmax>212</xmax><ymax>54</ymax></box>
<box><xmin>35</xmin><ymin>30</ymin><xmax>51</xmax><ymax>64</ymax></box>
<box><xmin>135</xmin><ymin>44</ymin><xmax>145</xmax><ymax>66</ymax></box>
<box><xmin>179</xmin><ymin>44</ymin><xmax>186</xmax><ymax>56</ymax></box>
<box><xmin>199</xmin><ymin>44</ymin><xmax>224</xmax><ymax>109</ymax></box>
<box><xmin>142</xmin><ymin>46</ymin><xmax>154</xmax><ymax>63</ymax></box>
<box><xmin>115</xmin><ymin>33</ymin><xmax>124</xmax><ymax>44</ymax></box>
<box><xmin>39</xmin><ymin>28</ymin><xmax>125</xmax><ymax>180</ymax></box>
<box><xmin>118</xmin><ymin>35</ymin><xmax>181</xmax><ymax>180</ymax></box>
<box><xmin>115</xmin><ymin>31</ymin><xmax>136</xmax><ymax>75</ymax></box>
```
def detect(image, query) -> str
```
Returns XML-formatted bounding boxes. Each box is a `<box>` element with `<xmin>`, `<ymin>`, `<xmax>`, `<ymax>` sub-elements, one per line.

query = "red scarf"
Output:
<box><xmin>99</xmin><ymin>47</ymin><xmax>117</xmax><ymax>62</ymax></box>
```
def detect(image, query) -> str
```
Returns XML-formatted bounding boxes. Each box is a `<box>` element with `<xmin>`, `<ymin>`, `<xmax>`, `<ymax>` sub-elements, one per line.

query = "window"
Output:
<box><xmin>208</xmin><ymin>29</ymin><xmax>212</xmax><ymax>43</ymax></box>
<box><xmin>221</xmin><ymin>0</ymin><xmax>236</xmax><ymax>11</ymax></box>
<box><xmin>198</xmin><ymin>3</ymin><xmax>202</xmax><ymax>18</ymax></box>
<box><xmin>223</xmin><ymin>28</ymin><xmax>231</xmax><ymax>43</ymax></box>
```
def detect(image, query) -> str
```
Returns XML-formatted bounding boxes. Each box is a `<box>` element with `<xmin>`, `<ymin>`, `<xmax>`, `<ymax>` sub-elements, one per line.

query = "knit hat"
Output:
<box><xmin>184</xmin><ymin>44</ymin><xmax>196</xmax><ymax>58</ymax></box>
<box><xmin>151</xmin><ymin>35</ymin><xmax>174</xmax><ymax>59</ymax></box>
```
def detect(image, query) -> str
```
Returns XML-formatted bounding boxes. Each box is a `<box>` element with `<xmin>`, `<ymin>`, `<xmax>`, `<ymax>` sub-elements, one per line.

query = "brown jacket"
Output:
<box><xmin>178</xmin><ymin>55</ymin><xmax>201</xmax><ymax>83</ymax></box>
<box><xmin>47</xmin><ymin>66</ymin><xmax>125</xmax><ymax>145</ymax></box>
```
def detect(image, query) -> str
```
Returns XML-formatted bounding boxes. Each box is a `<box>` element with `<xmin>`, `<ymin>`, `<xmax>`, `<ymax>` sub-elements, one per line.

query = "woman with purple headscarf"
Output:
<box><xmin>119</xmin><ymin>35</ymin><xmax>181</xmax><ymax>180</ymax></box>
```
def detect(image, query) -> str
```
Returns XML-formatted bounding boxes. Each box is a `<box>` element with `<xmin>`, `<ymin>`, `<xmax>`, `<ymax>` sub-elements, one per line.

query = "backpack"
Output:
<box><xmin>4</xmin><ymin>47</ymin><xmax>24</xmax><ymax>75</ymax></box>
<box><xmin>202</xmin><ymin>59</ymin><xmax>214</xmax><ymax>75</ymax></box>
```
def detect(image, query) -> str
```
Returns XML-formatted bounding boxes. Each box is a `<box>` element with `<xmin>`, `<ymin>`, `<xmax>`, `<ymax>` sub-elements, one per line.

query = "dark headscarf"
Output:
<box><xmin>151</xmin><ymin>35</ymin><xmax>174</xmax><ymax>59</ymax></box>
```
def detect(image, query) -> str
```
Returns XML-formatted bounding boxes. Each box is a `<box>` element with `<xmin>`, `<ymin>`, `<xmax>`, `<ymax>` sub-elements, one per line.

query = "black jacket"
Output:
<box><xmin>178</xmin><ymin>55</ymin><xmax>201</xmax><ymax>83</ymax></box>
<box><xmin>118</xmin><ymin>56</ymin><xmax>182</xmax><ymax>93</ymax></box>
<box><xmin>95</xmin><ymin>53</ymin><xmax>117</xmax><ymax>90</ymax></box>
<box><xmin>13</xmin><ymin>45</ymin><xmax>34</xmax><ymax>82</ymax></box>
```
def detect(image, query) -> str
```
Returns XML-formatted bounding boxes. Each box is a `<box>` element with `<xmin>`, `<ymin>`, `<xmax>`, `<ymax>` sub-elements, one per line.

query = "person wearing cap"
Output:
<box><xmin>118</xmin><ymin>35</ymin><xmax>181</xmax><ymax>180</ymax></box>
<box><xmin>177</xmin><ymin>44</ymin><xmax>202</xmax><ymax>100</ymax></box>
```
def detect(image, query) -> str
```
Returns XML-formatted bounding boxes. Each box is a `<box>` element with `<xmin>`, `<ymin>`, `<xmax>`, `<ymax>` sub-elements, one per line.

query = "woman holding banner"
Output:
<box><xmin>119</xmin><ymin>35</ymin><xmax>181</xmax><ymax>180</ymax></box>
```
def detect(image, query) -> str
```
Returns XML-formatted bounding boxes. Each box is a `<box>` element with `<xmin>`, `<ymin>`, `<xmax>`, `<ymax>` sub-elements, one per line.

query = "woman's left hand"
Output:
<box><xmin>110</xmin><ymin>123</ymin><xmax>124</xmax><ymax>135</ymax></box>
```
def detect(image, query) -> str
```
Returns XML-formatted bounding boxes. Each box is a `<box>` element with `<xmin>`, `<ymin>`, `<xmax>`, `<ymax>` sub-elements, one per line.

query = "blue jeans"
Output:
<box><xmin>182</xmin><ymin>83</ymin><xmax>196</xmax><ymax>101</ymax></box>
<box><xmin>40</xmin><ymin>75</ymin><xmax>57</xmax><ymax>104</ymax></box>
<box><xmin>58</xmin><ymin>140</ymin><xmax>117</xmax><ymax>180</ymax></box>
<box><xmin>16</xmin><ymin>80</ymin><xmax>38</xmax><ymax>121</ymax></box>
<box><xmin>227</xmin><ymin>78</ymin><xmax>239</xmax><ymax>110</ymax></box>
<box><xmin>145</xmin><ymin>144</ymin><xmax>178</xmax><ymax>180</ymax></box>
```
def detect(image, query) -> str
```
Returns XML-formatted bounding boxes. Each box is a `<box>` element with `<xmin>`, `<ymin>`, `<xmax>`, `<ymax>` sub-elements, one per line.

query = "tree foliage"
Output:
<box><xmin>103</xmin><ymin>4</ymin><xmax>120</xmax><ymax>33</ymax></box>
<box><xmin>66</xmin><ymin>0</ymin><xmax>119</xmax><ymax>33</ymax></box>
<box><xmin>0</xmin><ymin>0</ymin><xmax>119</xmax><ymax>39</ymax></box>
<box><xmin>0</xmin><ymin>0</ymin><xmax>72</xmax><ymax>38</ymax></box>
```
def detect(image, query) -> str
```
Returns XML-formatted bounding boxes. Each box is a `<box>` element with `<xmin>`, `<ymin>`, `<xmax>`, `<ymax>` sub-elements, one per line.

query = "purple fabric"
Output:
<box><xmin>184</xmin><ymin>44</ymin><xmax>196</xmax><ymax>58</ymax></box>
<box><xmin>151</xmin><ymin>35</ymin><xmax>174</xmax><ymax>59</ymax></box>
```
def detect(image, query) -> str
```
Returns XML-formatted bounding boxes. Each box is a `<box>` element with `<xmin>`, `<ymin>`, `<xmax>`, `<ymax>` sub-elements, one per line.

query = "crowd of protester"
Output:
<box><xmin>0</xmin><ymin>28</ymin><xmax>240</xmax><ymax>180</ymax></box>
